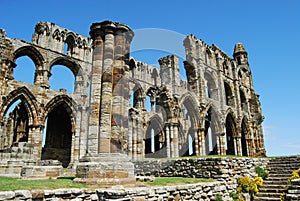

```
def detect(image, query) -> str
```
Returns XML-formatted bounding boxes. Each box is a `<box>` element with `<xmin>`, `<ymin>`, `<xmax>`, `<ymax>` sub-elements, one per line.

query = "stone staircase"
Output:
<box><xmin>254</xmin><ymin>156</ymin><xmax>300</xmax><ymax>201</ymax></box>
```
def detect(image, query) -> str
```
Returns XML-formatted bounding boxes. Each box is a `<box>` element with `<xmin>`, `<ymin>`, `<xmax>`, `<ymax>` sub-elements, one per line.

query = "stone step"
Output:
<box><xmin>256</xmin><ymin>192</ymin><xmax>282</xmax><ymax>198</ymax></box>
<box><xmin>254</xmin><ymin>196</ymin><xmax>280</xmax><ymax>201</ymax></box>
<box><xmin>268</xmin><ymin>165</ymin><xmax>300</xmax><ymax>169</ymax></box>
<box><xmin>261</xmin><ymin>184</ymin><xmax>287</xmax><ymax>189</ymax></box>
<box><xmin>268</xmin><ymin>173</ymin><xmax>292</xmax><ymax>178</ymax></box>
<box><xmin>259</xmin><ymin>187</ymin><xmax>286</xmax><ymax>194</ymax></box>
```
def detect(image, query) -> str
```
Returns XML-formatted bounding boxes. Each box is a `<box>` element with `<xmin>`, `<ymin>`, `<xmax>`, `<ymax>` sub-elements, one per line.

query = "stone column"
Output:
<box><xmin>170</xmin><ymin>123</ymin><xmax>179</xmax><ymax>158</ymax></box>
<box><xmin>194</xmin><ymin>128</ymin><xmax>199</xmax><ymax>156</ymax></box>
<box><xmin>218</xmin><ymin>133</ymin><xmax>226</xmax><ymax>155</ymax></box>
<box><xmin>165</xmin><ymin>125</ymin><xmax>170</xmax><ymax>158</ymax></box>
<box><xmin>75</xmin><ymin>21</ymin><xmax>135</xmax><ymax>186</ymax></box>
<box><xmin>98</xmin><ymin>28</ymin><xmax>114</xmax><ymax>153</ymax></box>
<box><xmin>128</xmin><ymin>113</ymin><xmax>133</xmax><ymax>159</ymax></box>
<box><xmin>87</xmin><ymin>28</ymin><xmax>104</xmax><ymax>154</ymax></box>
<box><xmin>234</xmin><ymin>136</ymin><xmax>242</xmax><ymax>156</ymax></box>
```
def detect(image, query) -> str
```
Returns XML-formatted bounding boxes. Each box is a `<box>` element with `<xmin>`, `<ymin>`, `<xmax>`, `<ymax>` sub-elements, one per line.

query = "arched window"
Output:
<box><xmin>145</xmin><ymin>117</ymin><xmax>165</xmax><ymax>158</ymax></box>
<box><xmin>49</xmin><ymin>65</ymin><xmax>75</xmax><ymax>93</ymax></box>
<box><xmin>14</xmin><ymin>56</ymin><xmax>35</xmax><ymax>84</ymax></box>
<box><xmin>204</xmin><ymin>73</ymin><xmax>218</xmax><ymax>100</ymax></box>
<box><xmin>42</xmin><ymin>102</ymin><xmax>73</xmax><ymax>167</ymax></box>
<box><xmin>225</xmin><ymin>113</ymin><xmax>236</xmax><ymax>155</ymax></box>
<box><xmin>1</xmin><ymin>99</ymin><xmax>29</xmax><ymax>149</ymax></box>
<box><xmin>241</xmin><ymin>119</ymin><xmax>248</xmax><ymax>156</ymax></box>
<box><xmin>204</xmin><ymin>108</ymin><xmax>217</xmax><ymax>155</ymax></box>
<box><xmin>224</xmin><ymin>82</ymin><xmax>234</xmax><ymax>107</ymax></box>
<box><xmin>64</xmin><ymin>35</ymin><xmax>75</xmax><ymax>56</ymax></box>
<box><xmin>240</xmin><ymin>89</ymin><xmax>247</xmax><ymax>111</ymax></box>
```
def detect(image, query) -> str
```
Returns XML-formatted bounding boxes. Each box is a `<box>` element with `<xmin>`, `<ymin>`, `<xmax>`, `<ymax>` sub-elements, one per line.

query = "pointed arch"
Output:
<box><xmin>224</xmin><ymin>81</ymin><xmax>234</xmax><ymax>107</ymax></box>
<box><xmin>241</xmin><ymin>115</ymin><xmax>250</xmax><ymax>156</ymax></box>
<box><xmin>42</xmin><ymin>94</ymin><xmax>77</xmax><ymax>130</ymax></box>
<box><xmin>14</xmin><ymin>45</ymin><xmax>44</xmax><ymax>68</ymax></box>
<box><xmin>129</xmin><ymin>81</ymin><xmax>145</xmax><ymax>109</ymax></box>
<box><xmin>204</xmin><ymin>71</ymin><xmax>218</xmax><ymax>100</ymax></box>
<box><xmin>64</xmin><ymin>32</ymin><xmax>76</xmax><ymax>56</ymax></box>
<box><xmin>145</xmin><ymin>114</ymin><xmax>166</xmax><ymax>158</ymax></box>
<box><xmin>52</xmin><ymin>29</ymin><xmax>61</xmax><ymax>40</ymax></box>
<box><xmin>41</xmin><ymin>95</ymin><xmax>77</xmax><ymax>167</ymax></box>
<box><xmin>225</xmin><ymin>111</ymin><xmax>237</xmax><ymax>155</ymax></box>
<box><xmin>179</xmin><ymin>92</ymin><xmax>200</xmax><ymax>128</ymax></box>
<box><xmin>203</xmin><ymin>104</ymin><xmax>222</xmax><ymax>155</ymax></box>
<box><xmin>0</xmin><ymin>87</ymin><xmax>39</xmax><ymax>126</ymax></box>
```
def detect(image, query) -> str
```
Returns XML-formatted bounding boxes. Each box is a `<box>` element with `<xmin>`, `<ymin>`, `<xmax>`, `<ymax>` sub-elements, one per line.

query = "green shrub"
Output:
<box><xmin>255</xmin><ymin>166</ymin><xmax>269</xmax><ymax>179</ymax></box>
<box><xmin>215</xmin><ymin>194</ymin><xmax>223</xmax><ymax>201</ymax></box>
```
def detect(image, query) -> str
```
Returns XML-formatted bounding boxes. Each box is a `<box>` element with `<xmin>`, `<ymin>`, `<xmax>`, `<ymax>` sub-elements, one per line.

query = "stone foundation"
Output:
<box><xmin>0</xmin><ymin>181</ymin><xmax>232</xmax><ymax>200</ymax></box>
<box><xmin>74</xmin><ymin>153</ymin><xmax>135</xmax><ymax>185</ymax></box>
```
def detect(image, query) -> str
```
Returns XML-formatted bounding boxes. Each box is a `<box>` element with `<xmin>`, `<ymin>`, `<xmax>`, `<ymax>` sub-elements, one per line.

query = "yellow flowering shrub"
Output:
<box><xmin>288</xmin><ymin>168</ymin><xmax>300</xmax><ymax>183</ymax></box>
<box><xmin>280</xmin><ymin>192</ymin><xmax>286</xmax><ymax>201</ymax></box>
<box><xmin>255</xmin><ymin>177</ymin><xmax>263</xmax><ymax>188</ymax></box>
<box><xmin>237</xmin><ymin>176</ymin><xmax>262</xmax><ymax>196</ymax></box>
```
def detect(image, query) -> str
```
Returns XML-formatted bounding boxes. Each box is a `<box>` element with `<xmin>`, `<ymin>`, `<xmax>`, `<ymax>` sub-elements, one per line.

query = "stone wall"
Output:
<box><xmin>134</xmin><ymin>157</ymin><xmax>269</xmax><ymax>185</ymax></box>
<box><xmin>0</xmin><ymin>181</ymin><xmax>231</xmax><ymax>200</ymax></box>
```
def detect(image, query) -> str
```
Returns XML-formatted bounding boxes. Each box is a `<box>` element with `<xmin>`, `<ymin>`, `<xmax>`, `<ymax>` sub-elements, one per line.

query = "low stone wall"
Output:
<box><xmin>134</xmin><ymin>157</ymin><xmax>269</xmax><ymax>185</ymax></box>
<box><xmin>0</xmin><ymin>181</ymin><xmax>231</xmax><ymax>200</ymax></box>
<box><xmin>286</xmin><ymin>178</ymin><xmax>300</xmax><ymax>201</ymax></box>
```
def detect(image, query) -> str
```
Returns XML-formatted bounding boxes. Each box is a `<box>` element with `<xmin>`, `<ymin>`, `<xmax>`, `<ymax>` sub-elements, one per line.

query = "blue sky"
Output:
<box><xmin>1</xmin><ymin>0</ymin><xmax>299</xmax><ymax>156</ymax></box>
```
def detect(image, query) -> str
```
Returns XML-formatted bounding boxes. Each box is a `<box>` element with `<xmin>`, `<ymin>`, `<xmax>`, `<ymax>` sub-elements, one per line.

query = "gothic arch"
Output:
<box><xmin>225</xmin><ymin>111</ymin><xmax>237</xmax><ymax>155</ymax></box>
<box><xmin>0</xmin><ymin>87</ymin><xmax>39</xmax><ymax>126</ymax></box>
<box><xmin>203</xmin><ymin>105</ymin><xmax>222</xmax><ymax>155</ymax></box>
<box><xmin>14</xmin><ymin>45</ymin><xmax>44</xmax><ymax>68</ymax></box>
<box><xmin>42</xmin><ymin>95</ymin><xmax>77</xmax><ymax>131</ymax></box>
<box><xmin>52</xmin><ymin>29</ymin><xmax>61</xmax><ymax>40</ymax></box>
<box><xmin>179</xmin><ymin>92</ymin><xmax>200</xmax><ymax>128</ymax></box>
<box><xmin>178</xmin><ymin>93</ymin><xmax>200</xmax><ymax>156</ymax></box>
<box><xmin>64</xmin><ymin>33</ymin><xmax>76</xmax><ymax>56</ymax></box>
<box><xmin>41</xmin><ymin>95</ymin><xmax>77</xmax><ymax>167</ymax></box>
<box><xmin>241</xmin><ymin>116</ymin><xmax>250</xmax><ymax>156</ymax></box>
<box><xmin>129</xmin><ymin>81</ymin><xmax>145</xmax><ymax>109</ymax></box>
<box><xmin>144</xmin><ymin>114</ymin><xmax>166</xmax><ymax>158</ymax></box>
<box><xmin>204</xmin><ymin>71</ymin><xmax>218</xmax><ymax>100</ymax></box>
<box><xmin>239</xmin><ymin>88</ymin><xmax>248</xmax><ymax>112</ymax></box>
<box><xmin>224</xmin><ymin>81</ymin><xmax>235</xmax><ymax>107</ymax></box>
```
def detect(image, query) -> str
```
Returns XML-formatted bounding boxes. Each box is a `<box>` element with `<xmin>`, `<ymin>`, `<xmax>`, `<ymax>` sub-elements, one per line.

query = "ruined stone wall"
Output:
<box><xmin>0</xmin><ymin>23</ymin><xmax>92</xmax><ymax>169</ymax></box>
<box><xmin>0</xmin><ymin>20</ymin><xmax>265</xmax><ymax>175</ymax></box>
<box><xmin>134</xmin><ymin>157</ymin><xmax>269</xmax><ymax>184</ymax></box>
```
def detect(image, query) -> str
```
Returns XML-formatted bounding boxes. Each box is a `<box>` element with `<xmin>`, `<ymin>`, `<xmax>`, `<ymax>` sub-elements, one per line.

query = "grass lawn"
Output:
<box><xmin>0</xmin><ymin>177</ymin><xmax>88</xmax><ymax>191</ymax></box>
<box><xmin>145</xmin><ymin>177</ymin><xmax>214</xmax><ymax>186</ymax></box>
<box><xmin>0</xmin><ymin>176</ymin><xmax>214</xmax><ymax>191</ymax></box>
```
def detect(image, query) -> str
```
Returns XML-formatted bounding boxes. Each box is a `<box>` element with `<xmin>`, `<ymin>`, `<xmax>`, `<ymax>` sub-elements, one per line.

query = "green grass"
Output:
<box><xmin>145</xmin><ymin>177</ymin><xmax>214</xmax><ymax>186</ymax></box>
<box><xmin>0</xmin><ymin>177</ymin><xmax>89</xmax><ymax>191</ymax></box>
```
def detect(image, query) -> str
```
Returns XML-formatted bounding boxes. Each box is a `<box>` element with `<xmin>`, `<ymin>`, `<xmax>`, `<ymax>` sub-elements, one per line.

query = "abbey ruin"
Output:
<box><xmin>0</xmin><ymin>20</ymin><xmax>265</xmax><ymax>180</ymax></box>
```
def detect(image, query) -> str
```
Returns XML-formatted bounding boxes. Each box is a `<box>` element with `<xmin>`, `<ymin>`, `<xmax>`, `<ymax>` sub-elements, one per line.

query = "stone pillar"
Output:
<box><xmin>218</xmin><ymin>133</ymin><xmax>226</xmax><ymax>155</ymax></box>
<box><xmin>34</xmin><ymin>69</ymin><xmax>50</xmax><ymax>89</ymax></box>
<box><xmin>194</xmin><ymin>128</ymin><xmax>199</xmax><ymax>156</ymax></box>
<box><xmin>169</xmin><ymin>123</ymin><xmax>179</xmax><ymax>158</ymax></box>
<box><xmin>165</xmin><ymin>125</ymin><xmax>171</xmax><ymax>158</ymax></box>
<box><xmin>97</xmin><ymin>28</ymin><xmax>114</xmax><ymax>153</ymax></box>
<box><xmin>75</xmin><ymin>21</ymin><xmax>135</xmax><ymax>186</ymax></box>
<box><xmin>137</xmin><ymin>117</ymin><xmax>143</xmax><ymax>160</ymax></box>
<box><xmin>87</xmin><ymin>31</ymin><xmax>104</xmax><ymax>154</ymax></box>
<box><xmin>234</xmin><ymin>136</ymin><xmax>242</xmax><ymax>156</ymax></box>
<box><xmin>128</xmin><ymin>113</ymin><xmax>133</xmax><ymax>159</ymax></box>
